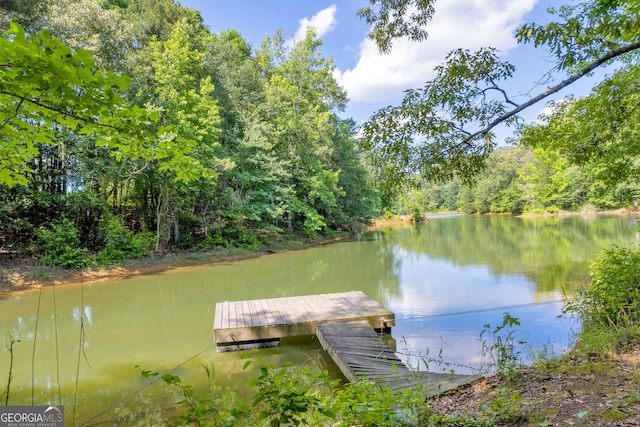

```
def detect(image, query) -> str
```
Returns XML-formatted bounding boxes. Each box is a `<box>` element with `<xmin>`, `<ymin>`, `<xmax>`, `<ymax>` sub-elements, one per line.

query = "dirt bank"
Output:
<box><xmin>0</xmin><ymin>236</ymin><xmax>345</xmax><ymax>295</ymax></box>
<box><xmin>429</xmin><ymin>348</ymin><xmax>640</xmax><ymax>425</ymax></box>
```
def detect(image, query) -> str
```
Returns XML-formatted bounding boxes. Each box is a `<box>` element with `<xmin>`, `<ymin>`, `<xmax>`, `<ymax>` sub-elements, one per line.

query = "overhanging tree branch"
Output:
<box><xmin>458</xmin><ymin>40</ymin><xmax>640</xmax><ymax>149</ymax></box>
<box><xmin>485</xmin><ymin>80</ymin><xmax>519</xmax><ymax>108</ymax></box>
<box><xmin>0</xmin><ymin>90</ymin><xmax>119</xmax><ymax>130</ymax></box>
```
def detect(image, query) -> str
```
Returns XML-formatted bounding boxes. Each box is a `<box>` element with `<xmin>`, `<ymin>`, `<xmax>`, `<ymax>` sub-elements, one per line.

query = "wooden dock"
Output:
<box><xmin>213</xmin><ymin>291</ymin><xmax>482</xmax><ymax>395</ymax></box>
<box><xmin>316</xmin><ymin>320</ymin><xmax>482</xmax><ymax>396</ymax></box>
<box><xmin>214</xmin><ymin>291</ymin><xmax>394</xmax><ymax>351</ymax></box>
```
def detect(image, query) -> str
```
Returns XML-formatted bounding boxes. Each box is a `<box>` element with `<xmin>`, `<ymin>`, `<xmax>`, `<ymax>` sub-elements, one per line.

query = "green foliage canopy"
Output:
<box><xmin>145</xmin><ymin>17</ymin><xmax>227</xmax><ymax>183</ymax></box>
<box><xmin>0</xmin><ymin>0</ymin><xmax>379</xmax><ymax>261</ymax></box>
<box><xmin>358</xmin><ymin>0</ymin><xmax>436</xmax><ymax>54</ymax></box>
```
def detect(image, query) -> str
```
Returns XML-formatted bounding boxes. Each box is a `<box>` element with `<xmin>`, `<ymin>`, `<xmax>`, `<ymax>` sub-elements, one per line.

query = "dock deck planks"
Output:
<box><xmin>315</xmin><ymin>320</ymin><xmax>483</xmax><ymax>396</ymax></box>
<box><xmin>213</xmin><ymin>291</ymin><xmax>482</xmax><ymax>396</ymax></box>
<box><xmin>213</xmin><ymin>291</ymin><xmax>395</xmax><ymax>351</ymax></box>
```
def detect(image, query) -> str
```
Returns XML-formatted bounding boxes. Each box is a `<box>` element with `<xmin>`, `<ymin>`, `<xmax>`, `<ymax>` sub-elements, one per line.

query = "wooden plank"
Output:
<box><xmin>295</xmin><ymin>296</ymin><xmax>320</xmax><ymax>323</ymax></box>
<box><xmin>305</xmin><ymin>294</ymin><xmax>327</xmax><ymax>312</ymax></box>
<box><xmin>235</xmin><ymin>301</ymin><xmax>244</xmax><ymax>328</ymax></box>
<box><xmin>316</xmin><ymin>320</ymin><xmax>389</xmax><ymax>383</ymax></box>
<box><xmin>315</xmin><ymin>320</ymin><xmax>483</xmax><ymax>397</ymax></box>
<box><xmin>264</xmin><ymin>298</ymin><xmax>285</xmax><ymax>325</ymax></box>
<box><xmin>220</xmin><ymin>301</ymin><xmax>227</xmax><ymax>329</ymax></box>
<box><xmin>323</xmin><ymin>294</ymin><xmax>353</xmax><ymax>320</ymax></box>
<box><xmin>213</xmin><ymin>302</ymin><xmax>223</xmax><ymax>330</ymax></box>
<box><xmin>256</xmin><ymin>299</ymin><xmax>276</xmax><ymax>326</ymax></box>
<box><xmin>236</xmin><ymin>301</ymin><xmax>244</xmax><ymax>328</ymax></box>
<box><xmin>223</xmin><ymin>301</ymin><xmax>230</xmax><ymax>329</ymax></box>
<box><xmin>228</xmin><ymin>301</ymin><xmax>237</xmax><ymax>329</ymax></box>
<box><xmin>241</xmin><ymin>300</ymin><xmax>253</xmax><ymax>327</ymax></box>
<box><xmin>314</xmin><ymin>294</ymin><xmax>340</xmax><ymax>318</ymax></box>
<box><xmin>349</xmin><ymin>291</ymin><xmax>382</xmax><ymax>314</ymax></box>
<box><xmin>247</xmin><ymin>299</ymin><xmax>261</xmax><ymax>326</ymax></box>
<box><xmin>213</xmin><ymin>292</ymin><xmax>481</xmax><ymax>398</ymax></box>
<box><xmin>277</xmin><ymin>296</ymin><xmax>298</xmax><ymax>324</ymax></box>
<box><xmin>300</xmin><ymin>296</ymin><xmax>320</xmax><ymax>322</ymax></box>
<box><xmin>286</xmin><ymin>296</ymin><xmax>308</xmax><ymax>323</ymax></box>
<box><xmin>213</xmin><ymin>291</ymin><xmax>395</xmax><ymax>347</ymax></box>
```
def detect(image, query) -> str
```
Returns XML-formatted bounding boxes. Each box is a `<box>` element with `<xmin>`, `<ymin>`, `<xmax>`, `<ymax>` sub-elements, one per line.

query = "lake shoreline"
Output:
<box><xmin>1</xmin><ymin>208</ymin><xmax>633</xmax><ymax>295</ymax></box>
<box><xmin>370</xmin><ymin>207</ymin><xmax>632</xmax><ymax>227</ymax></box>
<box><xmin>0</xmin><ymin>234</ymin><xmax>347</xmax><ymax>295</ymax></box>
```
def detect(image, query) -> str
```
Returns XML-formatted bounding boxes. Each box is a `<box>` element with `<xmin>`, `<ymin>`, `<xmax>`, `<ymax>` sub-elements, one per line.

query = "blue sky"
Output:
<box><xmin>178</xmin><ymin>0</ymin><xmax>599</xmax><ymax>142</ymax></box>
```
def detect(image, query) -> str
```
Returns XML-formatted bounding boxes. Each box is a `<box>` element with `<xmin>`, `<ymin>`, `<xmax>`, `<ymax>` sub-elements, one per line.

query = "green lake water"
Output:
<box><xmin>0</xmin><ymin>214</ymin><xmax>636</xmax><ymax>425</ymax></box>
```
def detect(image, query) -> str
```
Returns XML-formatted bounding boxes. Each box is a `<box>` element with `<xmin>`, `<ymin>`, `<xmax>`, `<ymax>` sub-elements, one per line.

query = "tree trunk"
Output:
<box><xmin>173</xmin><ymin>216</ymin><xmax>180</xmax><ymax>245</ymax></box>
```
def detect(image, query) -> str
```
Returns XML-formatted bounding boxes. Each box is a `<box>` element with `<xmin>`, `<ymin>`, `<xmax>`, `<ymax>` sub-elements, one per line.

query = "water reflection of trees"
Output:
<box><xmin>371</xmin><ymin>215</ymin><xmax>633</xmax><ymax>294</ymax></box>
<box><xmin>195</xmin><ymin>237</ymin><xmax>403</xmax><ymax>307</ymax></box>
<box><xmin>292</xmin><ymin>237</ymin><xmax>403</xmax><ymax>306</ymax></box>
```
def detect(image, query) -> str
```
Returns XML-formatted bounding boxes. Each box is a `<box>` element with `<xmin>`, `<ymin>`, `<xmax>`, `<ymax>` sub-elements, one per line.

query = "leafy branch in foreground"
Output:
<box><xmin>0</xmin><ymin>23</ymin><xmax>153</xmax><ymax>187</ymax></box>
<box><xmin>141</xmin><ymin>359</ymin><xmax>534</xmax><ymax>426</ymax></box>
<box><xmin>1</xmin><ymin>21</ymin><xmax>219</xmax><ymax>189</ymax></box>
<box><xmin>519</xmin><ymin>63</ymin><xmax>640</xmax><ymax>189</ymax></box>
<box><xmin>360</xmin><ymin>47</ymin><xmax>517</xmax><ymax>190</ymax></box>
<box><xmin>137</xmin><ymin>365</ymin><xmax>250</xmax><ymax>427</ymax></box>
<box><xmin>250</xmin><ymin>363</ymin><xmax>337</xmax><ymax>426</ymax></box>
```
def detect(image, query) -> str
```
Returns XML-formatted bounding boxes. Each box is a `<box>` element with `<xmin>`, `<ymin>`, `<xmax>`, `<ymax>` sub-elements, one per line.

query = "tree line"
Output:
<box><xmin>394</xmin><ymin>143</ymin><xmax>638</xmax><ymax>216</ymax></box>
<box><xmin>0</xmin><ymin>0</ymin><xmax>379</xmax><ymax>266</ymax></box>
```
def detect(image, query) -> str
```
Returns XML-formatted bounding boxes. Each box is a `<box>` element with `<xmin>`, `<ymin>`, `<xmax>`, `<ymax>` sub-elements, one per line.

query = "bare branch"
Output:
<box><xmin>486</xmin><ymin>80</ymin><xmax>520</xmax><ymax>108</ymax></box>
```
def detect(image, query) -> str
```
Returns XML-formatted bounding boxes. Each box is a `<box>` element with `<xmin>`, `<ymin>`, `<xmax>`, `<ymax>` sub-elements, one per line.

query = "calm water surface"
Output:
<box><xmin>0</xmin><ymin>214</ymin><xmax>636</xmax><ymax>424</ymax></box>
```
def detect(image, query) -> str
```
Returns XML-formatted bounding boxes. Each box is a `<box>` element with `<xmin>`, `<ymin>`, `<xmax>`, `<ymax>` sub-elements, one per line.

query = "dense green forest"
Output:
<box><xmin>0</xmin><ymin>0</ymin><xmax>381</xmax><ymax>267</ymax></box>
<box><xmin>1</xmin><ymin>0</ymin><xmax>639</xmax><ymax>269</ymax></box>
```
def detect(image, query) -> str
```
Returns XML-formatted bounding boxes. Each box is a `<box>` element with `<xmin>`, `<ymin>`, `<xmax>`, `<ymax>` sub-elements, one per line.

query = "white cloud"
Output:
<box><xmin>530</xmin><ymin>96</ymin><xmax>573</xmax><ymax>125</ymax></box>
<box><xmin>337</xmin><ymin>0</ymin><xmax>538</xmax><ymax>103</ymax></box>
<box><xmin>286</xmin><ymin>4</ymin><xmax>338</xmax><ymax>48</ymax></box>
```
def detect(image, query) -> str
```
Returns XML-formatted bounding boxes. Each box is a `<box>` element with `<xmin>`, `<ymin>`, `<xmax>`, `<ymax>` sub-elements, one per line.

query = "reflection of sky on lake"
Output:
<box><xmin>389</xmin><ymin>247</ymin><xmax>539</xmax><ymax>316</ymax></box>
<box><xmin>394</xmin><ymin>303</ymin><xmax>579</xmax><ymax>374</ymax></box>
<box><xmin>386</xmin><ymin>246</ymin><xmax>578</xmax><ymax>374</ymax></box>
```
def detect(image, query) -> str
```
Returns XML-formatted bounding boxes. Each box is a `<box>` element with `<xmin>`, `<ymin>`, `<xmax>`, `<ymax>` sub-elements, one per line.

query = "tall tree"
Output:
<box><xmin>0</xmin><ymin>0</ymin><xmax>45</xmax><ymax>30</ymax></box>
<box><xmin>327</xmin><ymin>118</ymin><xmax>380</xmax><ymax>226</ymax></box>
<box><xmin>520</xmin><ymin>63</ymin><xmax>640</xmax><ymax>188</ymax></box>
<box><xmin>202</xmin><ymin>29</ymin><xmax>285</xmax><ymax>236</ymax></box>
<box><xmin>134</xmin><ymin>18</ymin><xmax>228</xmax><ymax>249</ymax></box>
<box><xmin>518</xmin><ymin>147</ymin><xmax>571</xmax><ymax>212</ymax></box>
<box><xmin>256</xmin><ymin>29</ymin><xmax>348</xmax><ymax>235</ymax></box>
<box><xmin>123</xmin><ymin>0</ymin><xmax>203</xmax><ymax>45</ymax></box>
